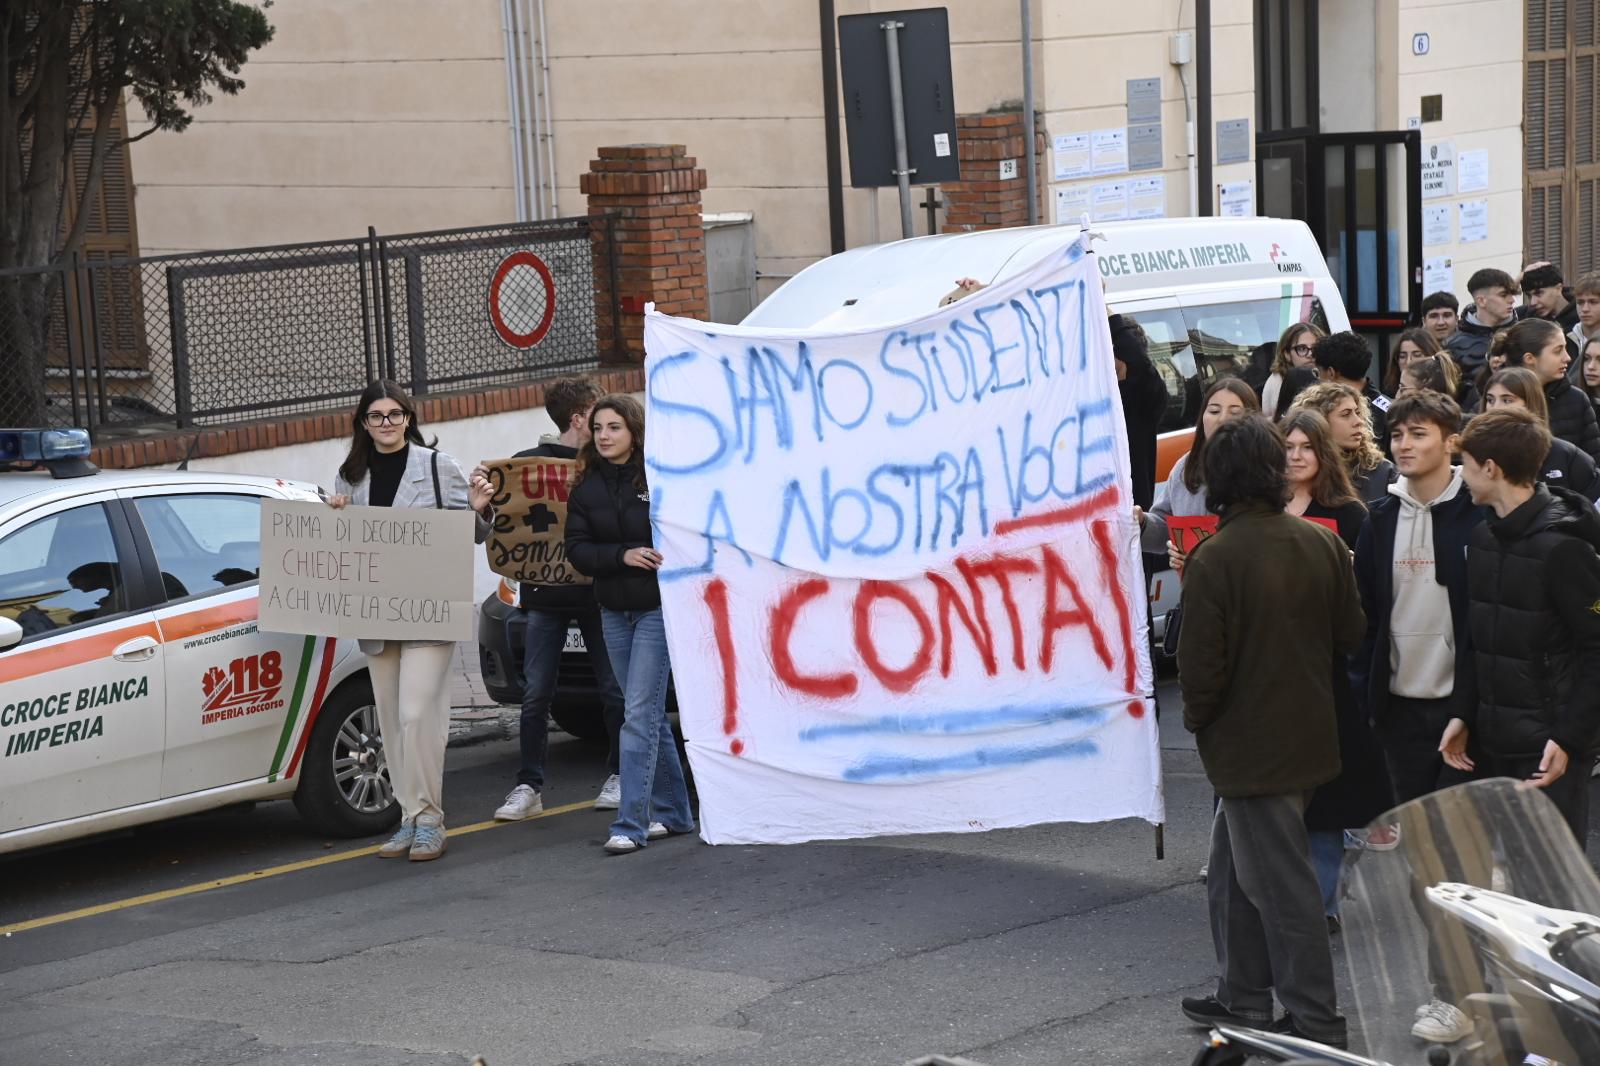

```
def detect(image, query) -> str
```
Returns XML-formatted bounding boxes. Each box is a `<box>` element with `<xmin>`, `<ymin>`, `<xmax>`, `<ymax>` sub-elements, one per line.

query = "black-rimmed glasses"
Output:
<box><xmin>364</xmin><ymin>410</ymin><xmax>409</xmax><ymax>427</ymax></box>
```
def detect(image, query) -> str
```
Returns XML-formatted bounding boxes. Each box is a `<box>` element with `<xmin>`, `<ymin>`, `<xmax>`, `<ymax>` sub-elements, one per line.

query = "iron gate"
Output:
<box><xmin>0</xmin><ymin>214</ymin><xmax>621</xmax><ymax>438</ymax></box>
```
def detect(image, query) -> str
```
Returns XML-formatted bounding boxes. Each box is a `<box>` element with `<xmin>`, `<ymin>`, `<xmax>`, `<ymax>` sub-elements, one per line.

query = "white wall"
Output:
<box><xmin>1320</xmin><ymin>0</ymin><xmax>1379</xmax><ymax>132</ymax></box>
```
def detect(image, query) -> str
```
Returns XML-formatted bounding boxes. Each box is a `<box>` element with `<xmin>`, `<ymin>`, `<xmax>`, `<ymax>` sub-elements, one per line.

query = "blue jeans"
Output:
<box><xmin>517</xmin><ymin>607</ymin><xmax>624</xmax><ymax>790</ymax></box>
<box><xmin>601</xmin><ymin>607</ymin><xmax>694</xmax><ymax>844</ymax></box>
<box><xmin>1308</xmin><ymin>830</ymin><xmax>1343</xmax><ymax>918</ymax></box>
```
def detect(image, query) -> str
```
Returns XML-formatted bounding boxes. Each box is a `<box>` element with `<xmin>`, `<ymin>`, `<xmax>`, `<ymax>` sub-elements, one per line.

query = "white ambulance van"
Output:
<box><xmin>0</xmin><ymin>429</ymin><xmax>393</xmax><ymax>855</ymax></box>
<box><xmin>745</xmin><ymin>217</ymin><xmax>1352</xmax><ymax>635</ymax></box>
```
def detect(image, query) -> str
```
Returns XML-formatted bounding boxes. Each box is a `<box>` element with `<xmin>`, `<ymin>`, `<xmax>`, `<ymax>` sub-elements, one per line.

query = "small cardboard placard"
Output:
<box><xmin>481</xmin><ymin>456</ymin><xmax>592</xmax><ymax>587</ymax></box>
<box><xmin>258</xmin><ymin>500</ymin><xmax>475</xmax><ymax>641</ymax></box>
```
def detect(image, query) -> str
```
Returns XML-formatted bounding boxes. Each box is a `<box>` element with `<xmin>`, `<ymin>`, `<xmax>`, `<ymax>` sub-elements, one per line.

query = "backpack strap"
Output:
<box><xmin>430</xmin><ymin>449</ymin><xmax>442</xmax><ymax>509</ymax></box>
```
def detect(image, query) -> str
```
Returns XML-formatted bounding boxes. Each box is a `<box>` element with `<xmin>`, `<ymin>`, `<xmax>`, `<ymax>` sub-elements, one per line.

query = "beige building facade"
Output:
<box><xmin>127</xmin><ymin>1</ymin><xmax>1536</xmax><ymax>312</ymax></box>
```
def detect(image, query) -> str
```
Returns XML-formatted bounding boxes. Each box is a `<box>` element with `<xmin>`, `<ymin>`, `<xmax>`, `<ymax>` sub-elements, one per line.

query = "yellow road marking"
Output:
<box><xmin>0</xmin><ymin>799</ymin><xmax>595</xmax><ymax>938</ymax></box>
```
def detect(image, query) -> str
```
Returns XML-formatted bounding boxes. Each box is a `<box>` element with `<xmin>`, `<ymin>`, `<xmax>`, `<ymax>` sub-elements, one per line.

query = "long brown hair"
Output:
<box><xmin>1483</xmin><ymin>366</ymin><xmax>1552</xmax><ymax>424</ymax></box>
<box><xmin>1269</xmin><ymin>322</ymin><xmax>1326</xmax><ymax>377</ymax></box>
<box><xmin>1289</xmin><ymin>380</ymin><xmax>1387</xmax><ymax>475</ymax></box>
<box><xmin>1183</xmin><ymin>377</ymin><xmax>1261</xmax><ymax>494</ymax></box>
<box><xmin>1488</xmin><ymin>317</ymin><xmax>1564</xmax><ymax>369</ymax></box>
<box><xmin>338</xmin><ymin>379</ymin><xmax>434</xmax><ymax>486</ymax></box>
<box><xmin>1400</xmin><ymin>353</ymin><xmax>1459</xmax><ymax>397</ymax></box>
<box><xmin>1279</xmin><ymin>408</ymin><xmax>1362</xmax><ymax>510</ymax></box>
<box><xmin>1580</xmin><ymin>337</ymin><xmax>1600</xmax><ymax>401</ymax></box>
<box><xmin>576</xmin><ymin>393</ymin><xmax>649</xmax><ymax>491</ymax></box>
<box><xmin>1383</xmin><ymin>327</ymin><xmax>1443</xmax><ymax>394</ymax></box>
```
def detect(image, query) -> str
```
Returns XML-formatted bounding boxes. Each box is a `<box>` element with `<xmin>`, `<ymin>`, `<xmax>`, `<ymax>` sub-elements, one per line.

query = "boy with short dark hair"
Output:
<box><xmin>1443</xmin><ymin>408</ymin><xmax>1600</xmax><ymax>844</ymax></box>
<box><xmin>1445</xmin><ymin>269</ymin><xmax>1518</xmax><ymax>377</ymax></box>
<box><xmin>1421</xmin><ymin>291</ymin><xmax>1460</xmax><ymax>346</ymax></box>
<box><xmin>1521</xmin><ymin>262</ymin><xmax>1581</xmax><ymax>363</ymax></box>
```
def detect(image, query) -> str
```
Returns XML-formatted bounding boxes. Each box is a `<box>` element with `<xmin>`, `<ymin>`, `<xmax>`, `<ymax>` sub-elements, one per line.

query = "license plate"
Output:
<box><xmin>563</xmin><ymin>629</ymin><xmax>586</xmax><ymax>653</ymax></box>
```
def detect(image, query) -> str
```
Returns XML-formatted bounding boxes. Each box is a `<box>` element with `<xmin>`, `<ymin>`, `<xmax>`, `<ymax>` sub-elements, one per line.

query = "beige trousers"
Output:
<box><xmin>367</xmin><ymin>641</ymin><xmax>454</xmax><ymax>822</ymax></box>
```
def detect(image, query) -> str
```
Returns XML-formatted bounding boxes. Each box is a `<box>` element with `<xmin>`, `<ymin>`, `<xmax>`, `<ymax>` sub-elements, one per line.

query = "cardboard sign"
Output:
<box><xmin>645</xmin><ymin>235</ymin><xmax>1162</xmax><ymax>845</ymax></box>
<box><xmin>257</xmin><ymin>500</ymin><xmax>474</xmax><ymax>641</ymax></box>
<box><xmin>481</xmin><ymin>456</ymin><xmax>592</xmax><ymax>587</ymax></box>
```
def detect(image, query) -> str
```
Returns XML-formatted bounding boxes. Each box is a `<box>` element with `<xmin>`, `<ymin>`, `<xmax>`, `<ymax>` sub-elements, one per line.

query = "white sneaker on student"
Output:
<box><xmin>494</xmin><ymin>784</ymin><xmax>542</xmax><ymax>821</ymax></box>
<box><xmin>647</xmin><ymin>821</ymin><xmax>669</xmax><ymax>840</ymax></box>
<box><xmin>603</xmin><ymin>834</ymin><xmax>639</xmax><ymax>855</ymax></box>
<box><xmin>594</xmin><ymin>774</ymin><xmax>621</xmax><ymax>810</ymax></box>
<box><xmin>1411</xmin><ymin>999</ymin><xmax>1472</xmax><ymax>1042</ymax></box>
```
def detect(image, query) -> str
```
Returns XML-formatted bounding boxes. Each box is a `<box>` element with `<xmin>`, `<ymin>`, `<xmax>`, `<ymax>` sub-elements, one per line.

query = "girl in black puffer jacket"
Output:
<box><xmin>565</xmin><ymin>394</ymin><xmax>695</xmax><ymax>855</ymax></box>
<box><xmin>1493</xmin><ymin>319</ymin><xmax>1600</xmax><ymax>461</ymax></box>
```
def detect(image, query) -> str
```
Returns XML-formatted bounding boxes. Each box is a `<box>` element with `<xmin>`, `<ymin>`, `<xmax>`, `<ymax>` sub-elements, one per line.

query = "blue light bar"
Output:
<box><xmin>0</xmin><ymin>428</ymin><xmax>92</xmax><ymax>462</ymax></box>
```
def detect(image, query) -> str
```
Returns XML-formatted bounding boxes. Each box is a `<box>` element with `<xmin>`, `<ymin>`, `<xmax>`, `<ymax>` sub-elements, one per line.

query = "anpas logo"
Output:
<box><xmin>202</xmin><ymin>651</ymin><xmax>287</xmax><ymax>725</ymax></box>
<box><xmin>1269</xmin><ymin>242</ymin><xmax>1305</xmax><ymax>274</ymax></box>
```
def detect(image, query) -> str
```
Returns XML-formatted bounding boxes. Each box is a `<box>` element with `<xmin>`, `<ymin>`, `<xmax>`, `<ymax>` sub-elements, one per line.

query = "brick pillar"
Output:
<box><xmin>941</xmin><ymin>111</ymin><xmax>1047</xmax><ymax>232</ymax></box>
<box><xmin>581</xmin><ymin>144</ymin><xmax>709</xmax><ymax>364</ymax></box>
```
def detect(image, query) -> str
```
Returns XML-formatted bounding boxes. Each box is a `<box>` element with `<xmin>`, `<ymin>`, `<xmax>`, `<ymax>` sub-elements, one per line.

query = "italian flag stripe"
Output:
<box><xmin>269</xmin><ymin>635</ymin><xmax>319</xmax><ymax>781</ymax></box>
<box><xmin>284</xmin><ymin>638</ymin><xmax>339</xmax><ymax>780</ymax></box>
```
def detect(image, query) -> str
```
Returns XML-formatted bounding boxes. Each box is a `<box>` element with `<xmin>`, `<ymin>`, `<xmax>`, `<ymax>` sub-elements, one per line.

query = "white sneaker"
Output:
<box><xmin>494</xmin><ymin>784</ymin><xmax>543</xmax><ymax>821</ymax></box>
<box><xmin>648</xmin><ymin>821</ymin><xmax>668</xmax><ymax>840</ymax></box>
<box><xmin>594</xmin><ymin>774</ymin><xmax>621</xmax><ymax>810</ymax></box>
<box><xmin>1411</xmin><ymin>999</ymin><xmax>1472</xmax><ymax>1042</ymax></box>
<box><xmin>603</xmin><ymin>834</ymin><xmax>639</xmax><ymax>855</ymax></box>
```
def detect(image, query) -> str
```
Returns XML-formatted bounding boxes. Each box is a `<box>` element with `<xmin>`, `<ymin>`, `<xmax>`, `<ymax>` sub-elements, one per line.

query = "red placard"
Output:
<box><xmin>1166</xmin><ymin>515</ymin><xmax>1218</xmax><ymax>554</ymax></box>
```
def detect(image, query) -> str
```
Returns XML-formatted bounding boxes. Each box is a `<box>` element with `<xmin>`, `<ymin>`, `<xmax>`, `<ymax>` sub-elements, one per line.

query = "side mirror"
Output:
<box><xmin>0</xmin><ymin>616</ymin><xmax>22</xmax><ymax>651</ymax></box>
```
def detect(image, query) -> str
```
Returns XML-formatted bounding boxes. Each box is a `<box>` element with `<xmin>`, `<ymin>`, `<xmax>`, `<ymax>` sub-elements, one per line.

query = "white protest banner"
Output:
<box><xmin>644</xmin><ymin>236</ymin><xmax>1162</xmax><ymax>845</ymax></box>
<box><xmin>258</xmin><ymin>500</ymin><xmax>475</xmax><ymax>641</ymax></box>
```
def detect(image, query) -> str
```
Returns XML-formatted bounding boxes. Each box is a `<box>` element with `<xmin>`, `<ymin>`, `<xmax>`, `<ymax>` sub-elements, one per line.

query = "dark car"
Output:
<box><xmin>477</xmin><ymin>578</ymin><xmax>675</xmax><ymax>741</ymax></box>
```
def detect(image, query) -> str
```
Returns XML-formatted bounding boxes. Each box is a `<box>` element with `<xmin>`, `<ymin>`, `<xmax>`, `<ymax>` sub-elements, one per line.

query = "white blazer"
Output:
<box><xmin>334</xmin><ymin>444</ymin><xmax>490</xmax><ymax>654</ymax></box>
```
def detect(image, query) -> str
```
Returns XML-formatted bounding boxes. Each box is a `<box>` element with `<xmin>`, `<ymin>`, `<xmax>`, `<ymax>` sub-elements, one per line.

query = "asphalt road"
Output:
<box><xmin>0</xmin><ymin>679</ymin><xmax>1301</xmax><ymax>1066</ymax></box>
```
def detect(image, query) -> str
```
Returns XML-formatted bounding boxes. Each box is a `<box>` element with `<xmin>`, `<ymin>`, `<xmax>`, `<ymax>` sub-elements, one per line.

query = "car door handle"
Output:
<box><xmin>112</xmin><ymin>635</ymin><xmax>159</xmax><ymax>662</ymax></box>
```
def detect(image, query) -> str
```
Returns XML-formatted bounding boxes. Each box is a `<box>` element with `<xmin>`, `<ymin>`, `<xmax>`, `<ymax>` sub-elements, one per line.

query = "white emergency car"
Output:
<box><xmin>0</xmin><ymin>428</ymin><xmax>394</xmax><ymax>856</ymax></box>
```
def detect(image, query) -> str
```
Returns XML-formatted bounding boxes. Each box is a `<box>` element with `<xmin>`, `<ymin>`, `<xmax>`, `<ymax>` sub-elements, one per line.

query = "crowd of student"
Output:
<box><xmin>1163</xmin><ymin>264</ymin><xmax>1600</xmax><ymax>1052</ymax></box>
<box><xmin>316</xmin><ymin>261</ymin><xmax>1600</xmax><ymax>1051</ymax></box>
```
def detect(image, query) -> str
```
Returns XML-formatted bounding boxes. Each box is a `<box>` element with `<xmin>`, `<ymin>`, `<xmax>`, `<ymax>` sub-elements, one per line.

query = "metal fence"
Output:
<box><xmin>0</xmin><ymin>215</ymin><xmax>619</xmax><ymax>438</ymax></box>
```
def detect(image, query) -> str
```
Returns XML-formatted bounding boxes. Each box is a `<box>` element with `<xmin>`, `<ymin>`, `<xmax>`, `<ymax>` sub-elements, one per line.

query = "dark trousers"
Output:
<box><xmin>1475</xmin><ymin>748</ymin><xmax>1595</xmax><ymax>845</ymax></box>
<box><xmin>1377</xmin><ymin>695</ymin><xmax>1464</xmax><ymax>805</ymax></box>
<box><xmin>1208</xmin><ymin>792</ymin><xmax>1345</xmax><ymax>1042</ymax></box>
<box><xmin>516</xmin><ymin>607</ymin><xmax>624</xmax><ymax>789</ymax></box>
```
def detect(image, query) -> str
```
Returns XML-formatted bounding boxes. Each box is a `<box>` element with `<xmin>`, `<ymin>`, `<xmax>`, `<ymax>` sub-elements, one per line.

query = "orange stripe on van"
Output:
<box><xmin>0</xmin><ymin>620</ymin><xmax>161</xmax><ymax>685</ymax></box>
<box><xmin>155</xmin><ymin>597</ymin><xmax>257</xmax><ymax>642</ymax></box>
<box><xmin>1155</xmin><ymin>429</ymin><xmax>1195</xmax><ymax>483</ymax></box>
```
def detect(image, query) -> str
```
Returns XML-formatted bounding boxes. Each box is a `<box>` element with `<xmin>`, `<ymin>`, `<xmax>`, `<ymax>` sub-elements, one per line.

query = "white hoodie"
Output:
<box><xmin>1388</xmin><ymin>469</ymin><xmax>1464</xmax><ymax>699</ymax></box>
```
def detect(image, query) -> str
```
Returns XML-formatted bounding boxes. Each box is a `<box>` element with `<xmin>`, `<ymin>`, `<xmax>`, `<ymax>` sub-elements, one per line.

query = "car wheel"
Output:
<box><xmin>293</xmin><ymin>676</ymin><xmax>401</xmax><ymax>837</ymax></box>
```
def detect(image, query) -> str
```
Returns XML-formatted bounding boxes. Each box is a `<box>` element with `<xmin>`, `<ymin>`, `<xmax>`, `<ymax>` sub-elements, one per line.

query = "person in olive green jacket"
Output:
<box><xmin>1175</xmin><ymin>414</ymin><xmax>1366</xmax><ymax>1051</ymax></box>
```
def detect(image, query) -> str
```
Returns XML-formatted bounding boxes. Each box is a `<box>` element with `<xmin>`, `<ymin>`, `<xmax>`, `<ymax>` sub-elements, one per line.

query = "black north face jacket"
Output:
<box><xmin>1458</xmin><ymin>484</ymin><xmax>1600</xmax><ymax>758</ymax></box>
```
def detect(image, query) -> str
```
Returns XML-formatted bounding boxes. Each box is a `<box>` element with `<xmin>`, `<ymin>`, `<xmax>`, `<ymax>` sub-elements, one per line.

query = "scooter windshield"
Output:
<box><xmin>1340</xmin><ymin>778</ymin><xmax>1600</xmax><ymax>1066</ymax></box>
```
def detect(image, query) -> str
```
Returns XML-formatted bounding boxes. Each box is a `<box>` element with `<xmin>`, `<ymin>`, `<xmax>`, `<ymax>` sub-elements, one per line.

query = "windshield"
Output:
<box><xmin>1123</xmin><ymin>295</ymin><xmax>1330</xmax><ymax>432</ymax></box>
<box><xmin>1341</xmin><ymin>778</ymin><xmax>1600</xmax><ymax>1065</ymax></box>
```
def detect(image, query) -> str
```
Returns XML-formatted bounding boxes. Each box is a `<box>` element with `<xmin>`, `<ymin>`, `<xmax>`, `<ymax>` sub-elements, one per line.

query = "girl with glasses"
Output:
<box><xmin>1261</xmin><ymin>322</ymin><xmax>1325</xmax><ymax>420</ymax></box>
<box><xmin>328</xmin><ymin>380</ymin><xmax>494</xmax><ymax>862</ymax></box>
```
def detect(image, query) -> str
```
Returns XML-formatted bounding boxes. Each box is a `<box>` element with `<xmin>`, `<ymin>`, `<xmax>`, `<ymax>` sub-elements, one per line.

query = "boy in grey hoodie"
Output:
<box><xmin>1350</xmin><ymin>390</ymin><xmax>1488</xmax><ymax>1046</ymax></box>
<box><xmin>1352</xmin><ymin>391</ymin><xmax>1486</xmax><ymax>805</ymax></box>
